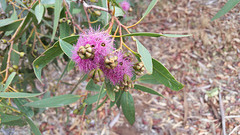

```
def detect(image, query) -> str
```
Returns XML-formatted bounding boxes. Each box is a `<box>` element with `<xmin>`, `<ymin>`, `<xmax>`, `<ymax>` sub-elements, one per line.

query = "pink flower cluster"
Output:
<box><xmin>72</xmin><ymin>29</ymin><xmax>133</xmax><ymax>85</ymax></box>
<box><xmin>120</xmin><ymin>1</ymin><xmax>130</xmax><ymax>12</ymax></box>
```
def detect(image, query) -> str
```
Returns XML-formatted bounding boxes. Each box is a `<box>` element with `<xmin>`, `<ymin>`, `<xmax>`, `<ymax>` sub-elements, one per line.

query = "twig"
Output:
<box><xmin>183</xmin><ymin>88</ymin><xmax>188</xmax><ymax>125</ymax></box>
<box><xmin>63</xmin><ymin>0</ymin><xmax>84</xmax><ymax>33</ymax></box>
<box><xmin>2</xmin><ymin>41</ymin><xmax>14</xmax><ymax>82</ymax></box>
<box><xmin>109</xmin><ymin>111</ymin><xmax>121</xmax><ymax>128</ymax></box>
<box><xmin>229</xmin><ymin>125</ymin><xmax>240</xmax><ymax>135</ymax></box>
<box><xmin>225</xmin><ymin>115</ymin><xmax>240</xmax><ymax>119</ymax></box>
<box><xmin>69</xmin><ymin>74</ymin><xmax>86</xmax><ymax>94</ymax></box>
<box><xmin>82</xmin><ymin>1</ymin><xmax>110</xmax><ymax>13</ymax></box>
<box><xmin>83</xmin><ymin>5</ymin><xmax>91</xmax><ymax>28</ymax></box>
<box><xmin>219</xmin><ymin>87</ymin><xmax>226</xmax><ymax>135</ymax></box>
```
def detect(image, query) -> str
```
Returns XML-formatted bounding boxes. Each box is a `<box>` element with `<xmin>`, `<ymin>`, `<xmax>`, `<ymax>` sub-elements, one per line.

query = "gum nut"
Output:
<box><xmin>85</xmin><ymin>52</ymin><xmax>92</xmax><ymax>58</ymax></box>
<box><xmin>140</xmin><ymin>67</ymin><xmax>145</xmax><ymax>71</ymax></box>
<box><xmin>139</xmin><ymin>62</ymin><xmax>144</xmax><ymax>67</ymax></box>
<box><xmin>19</xmin><ymin>52</ymin><xmax>25</xmax><ymax>57</ymax></box>
<box><xmin>62</xmin><ymin>18</ymin><xmax>66</xmax><ymax>22</ymax></box>
<box><xmin>79</xmin><ymin>46</ymin><xmax>84</xmax><ymax>50</ymax></box>
<box><xmin>136</xmin><ymin>65</ymin><xmax>141</xmax><ymax>70</ymax></box>
<box><xmin>79</xmin><ymin>54</ymin><xmax>85</xmax><ymax>59</ymax></box>
<box><xmin>128</xmin><ymin>7</ymin><xmax>133</xmax><ymax>12</ymax></box>
<box><xmin>28</xmin><ymin>44</ymin><xmax>32</xmax><ymax>47</ymax></box>
<box><xmin>80</xmin><ymin>48</ymin><xmax>86</xmax><ymax>54</ymax></box>
<box><xmin>124</xmin><ymin>74</ymin><xmax>128</xmax><ymax>81</ymax></box>
<box><xmin>86</xmin><ymin>47</ymin><xmax>92</xmax><ymax>53</ymax></box>
<box><xmin>110</xmin><ymin>63</ymin><xmax>116</xmax><ymax>68</ymax></box>
<box><xmin>88</xmin><ymin>69</ymin><xmax>95</xmax><ymax>78</ymax></box>
<box><xmin>113</xmin><ymin>56</ymin><xmax>118</xmax><ymax>60</ymax></box>
<box><xmin>116</xmin><ymin>86</ymin><xmax>120</xmax><ymax>89</ymax></box>
<box><xmin>105</xmin><ymin>65</ymin><xmax>111</xmax><ymax>69</ymax></box>
<box><xmin>105</xmin><ymin>58</ymin><xmax>110</xmax><ymax>64</ymax></box>
<box><xmin>12</xmin><ymin>65</ymin><xmax>18</xmax><ymax>70</ymax></box>
<box><xmin>85</xmin><ymin>44</ymin><xmax>91</xmax><ymax>48</ymax></box>
<box><xmin>94</xmin><ymin>72</ymin><xmax>100</xmax><ymax>82</ymax></box>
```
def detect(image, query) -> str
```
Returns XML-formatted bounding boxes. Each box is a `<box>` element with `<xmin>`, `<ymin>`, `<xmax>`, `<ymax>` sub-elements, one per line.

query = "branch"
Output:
<box><xmin>3</xmin><ymin>41</ymin><xmax>14</xmax><ymax>82</ymax></box>
<box><xmin>63</xmin><ymin>0</ymin><xmax>84</xmax><ymax>33</ymax></box>
<box><xmin>219</xmin><ymin>87</ymin><xmax>226</xmax><ymax>135</ymax></box>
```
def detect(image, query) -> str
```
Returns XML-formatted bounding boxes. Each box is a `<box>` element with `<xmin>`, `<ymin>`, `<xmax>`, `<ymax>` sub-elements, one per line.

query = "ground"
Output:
<box><xmin>1</xmin><ymin>0</ymin><xmax>240</xmax><ymax>135</ymax></box>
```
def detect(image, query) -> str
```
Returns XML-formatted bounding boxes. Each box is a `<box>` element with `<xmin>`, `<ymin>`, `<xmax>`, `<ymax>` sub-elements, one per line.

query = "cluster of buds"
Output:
<box><xmin>133</xmin><ymin>62</ymin><xmax>145</xmax><ymax>75</ymax></box>
<box><xmin>88</xmin><ymin>68</ymin><xmax>105</xmax><ymax>83</ymax></box>
<box><xmin>104</xmin><ymin>54</ymin><xmax>118</xmax><ymax>69</ymax></box>
<box><xmin>77</xmin><ymin>44</ymin><xmax>94</xmax><ymax>59</ymax></box>
<box><xmin>114</xmin><ymin>74</ymin><xmax>134</xmax><ymax>92</ymax></box>
<box><xmin>59</xmin><ymin>17</ymin><xmax>72</xmax><ymax>25</ymax></box>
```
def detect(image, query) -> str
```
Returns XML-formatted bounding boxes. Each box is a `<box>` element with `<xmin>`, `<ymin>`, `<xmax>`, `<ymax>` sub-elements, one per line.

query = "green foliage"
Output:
<box><xmin>211</xmin><ymin>0</ymin><xmax>240</xmax><ymax>21</ymax></box>
<box><xmin>0</xmin><ymin>0</ymin><xmax>189</xmax><ymax>130</ymax></box>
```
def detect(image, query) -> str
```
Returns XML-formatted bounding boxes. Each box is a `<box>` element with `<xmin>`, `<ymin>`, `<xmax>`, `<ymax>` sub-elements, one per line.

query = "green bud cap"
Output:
<box><xmin>73</xmin><ymin>109</ymin><xmax>79</xmax><ymax>114</ymax></box>
<box><xmin>19</xmin><ymin>52</ymin><xmax>25</xmax><ymax>57</ymax></box>
<box><xmin>67</xmin><ymin>20</ymin><xmax>72</xmax><ymax>25</ymax></box>
<box><xmin>94</xmin><ymin>10</ymin><xmax>101</xmax><ymax>16</ymax></box>
<box><xmin>12</xmin><ymin>65</ymin><xmax>18</xmax><ymax>70</ymax></box>
<box><xmin>8</xmin><ymin>67</ymin><xmax>14</xmax><ymax>72</ymax></box>
<box><xmin>1</xmin><ymin>39</ymin><xmax>8</xmax><ymax>44</ymax></box>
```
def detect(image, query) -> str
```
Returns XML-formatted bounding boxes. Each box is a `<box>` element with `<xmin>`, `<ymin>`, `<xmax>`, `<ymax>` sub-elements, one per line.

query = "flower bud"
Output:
<box><xmin>19</xmin><ymin>52</ymin><xmax>25</xmax><ymax>58</ymax></box>
<box><xmin>98</xmin><ymin>69</ymin><xmax>105</xmax><ymax>82</ymax></box>
<box><xmin>1</xmin><ymin>39</ymin><xmax>8</xmax><ymax>44</ymax></box>
<box><xmin>12</xmin><ymin>65</ymin><xmax>18</xmax><ymax>70</ymax></box>
<box><xmin>59</xmin><ymin>18</ymin><xmax>66</xmax><ymax>23</ymax></box>
<box><xmin>67</xmin><ymin>20</ymin><xmax>72</xmax><ymax>25</ymax></box>
<box><xmin>93</xmin><ymin>10</ymin><xmax>101</xmax><ymax>16</ymax></box>
<box><xmin>93</xmin><ymin>70</ymin><xmax>100</xmax><ymax>83</ymax></box>
<box><xmin>8</xmin><ymin>67</ymin><xmax>14</xmax><ymax>73</ymax></box>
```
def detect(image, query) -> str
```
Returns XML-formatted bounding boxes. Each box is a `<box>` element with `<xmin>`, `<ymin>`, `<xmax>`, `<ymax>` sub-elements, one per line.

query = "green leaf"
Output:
<box><xmin>121</xmin><ymin>91</ymin><xmax>135</xmax><ymax>125</ymax></box>
<box><xmin>51</xmin><ymin>0</ymin><xmax>63</xmax><ymax>41</ymax></box>
<box><xmin>2</xmin><ymin>72</ymin><xmax>16</xmax><ymax>92</ymax></box>
<box><xmin>0</xmin><ymin>92</ymin><xmax>43</xmax><ymax>98</ymax></box>
<box><xmin>134</xmin><ymin>84</ymin><xmax>163</xmax><ymax>97</ymax></box>
<box><xmin>113</xmin><ymin>6</ymin><xmax>124</xmax><ymax>17</ymax></box>
<box><xmin>67</xmin><ymin>60</ymin><xmax>75</xmax><ymax>72</ymax></box>
<box><xmin>59</xmin><ymin>39</ymin><xmax>74</xmax><ymax>58</ymax></box>
<box><xmin>99</xmin><ymin>0</ymin><xmax>109</xmax><ymax>25</ymax></box>
<box><xmin>33</xmin><ymin>35</ymin><xmax>79</xmax><ymax>82</ymax></box>
<box><xmin>1</xmin><ymin>118</ymin><xmax>27</xmax><ymax>126</ymax></box>
<box><xmin>211</xmin><ymin>0</ymin><xmax>240</xmax><ymax>21</ymax></box>
<box><xmin>11</xmin><ymin>44</ymin><xmax>20</xmax><ymax>65</ymax></box>
<box><xmin>0</xmin><ymin>113</ymin><xmax>22</xmax><ymax>123</ymax></box>
<box><xmin>14</xmin><ymin>98</ymin><xmax>34</xmax><ymax>117</ymax></box>
<box><xmin>85</xmin><ymin>92</ymin><xmax>106</xmax><ymax>105</ymax></box>
<box><xmin>86</xmin><ymin>79</ymin><xmax>101</xmax><ymax>91</ymax></box>
<box><xmin>135</xmin><ymin>39</ymin><xmax>153</xmax><ymax>74</ymax></box>
<box><xmin>152</xmin><ymin>59</ymin><xmax>184</xmax><ymax>91</ymax></box>
<box><xmin>25</xmin><ymin>117</ymin><xmax>42</xmax><ymax>135</ymax></box>
<box><xmin>35</xmin><ymin>3</ymin><xmax>45</xmax><ymax>24</ymax></box>
<box><xmin>24</xmin><ymin>94</ymin><xmax>80</xmax><ymax>108</ymax></box>
<box><xmin>105</xmin><ymin>80</ymin><xmax>115</xmax><ymax>101</ymax></box>
<box><xmin>122</xmin><ymin>32</ymin><xmax>191</xmax><ymax>37</ymax></box>
<box><xmin>138</xmin><ymin>74</ymin><xmax>160</xmax><ymax>84</ymax></box>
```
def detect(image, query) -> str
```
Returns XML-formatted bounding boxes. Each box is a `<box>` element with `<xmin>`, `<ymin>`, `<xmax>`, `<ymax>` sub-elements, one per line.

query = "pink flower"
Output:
<box><xmin>101</xmin><ymin>51</ymin><xmax>133</xmax><ymax>85</ymax></box>
<box><xmin>120</xmin><ymin>1</ymin><xmax>130</xmax><ymax>12</ymax></box>
<box><xmin>72</xmin><ymin>28</ymin><xmax>114</xmax><ymax>72</ymax></box>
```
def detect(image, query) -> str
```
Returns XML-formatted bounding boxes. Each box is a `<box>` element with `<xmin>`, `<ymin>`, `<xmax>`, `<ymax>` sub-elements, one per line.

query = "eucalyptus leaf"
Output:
<box><xmin>0</xmin><ymin>92</ymin><xmax>43</xmax><ymax>98</ymax></box>
<box><xmin>134</xmin><ymin>84</ymin><xmax>163</xmax><ymax>97</ymax></box>
<box><xmin>2</xmin><ymin>72</ymin><xmax>16</xmax><ymax>92</ymax></box>
<box><xmin>35</xmin><ymin>3</ymin><xmax>45</xmax><ymax>24</ymax></box>
<box><xmin>121</xmin><ymin>91</ymin><xmax>135</xmax><ymax>125</ymax></box>
<box><xmin>24</xmin><ymin>94</ymin><xmax>80</xmax><ymax>108</ymax></box>
<box><xmin>59</xmin><ymin>39</ymin><xmax>74</xmax><ymax>58</ymax></box>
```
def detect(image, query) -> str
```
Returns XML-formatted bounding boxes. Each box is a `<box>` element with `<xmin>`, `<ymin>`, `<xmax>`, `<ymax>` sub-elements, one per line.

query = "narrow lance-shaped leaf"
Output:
<box><xmin>121</xmin><ymin>32</ymin><xmax>191</xmax><ymax>38</ymax></box>
<box><xmin>129</xmin><ymin>0</ymin><xmax>158</xmax><ymax>27</ymax></box>
<box><xmin>134</xmin><ymin>84</ymin><xmax>164</xmax><ymax>97</ymax></box>
<box><xmin>35</xmin><ymin>3</ymin><xmax>45</xmax><ymax>24</ymax></box>
<box><xmin>211</xmin><ymin>0</ymin><xmax>240</xmax><ymax>21</ymax></box>
<box><xmin>2</xmin><ymin>72</ymin><xmax>16</xmax><ymax>92</ymax></box>
<box><xmin>25</xmin><ymin>117</ymin><xmax>42</xmax><ymax>135</ymax></box>
<box><xmin>135</xmin><ymin>39</ymin><xmax>153</xmax><ymax>74</ymax></box>
<box><xmin>121</xmin><ymin>92</ymin><xmax>135</xmax><ymax>125</ymax></box>
<box><xmin>33</xmin><ymin>35</ymin><xmax>79</xmax><ymax>82</ymax></box>
<box><xmin>51</xmin><ymin>0</ymin><xmax>63</xmax><ymax>41</ymax></box>
<box><xmin>0</xmin><ymin>92</ymin><xmax>43</xmax><ymax>98</ymax></box>
<box><xmin>152</xmin><ymin>59</ymin><xmax>184</xmax><ymax>91</ymax></box>
<box><xmin>24</xmin><ymin>94</ymin><xmax>80</xmax><ymax>108</ymax></box>
<box><xmin>59</xmin><ymin>39</ymin><xmax>74</xmax><ymax>58</ymax></box>
<box><xmin>105</xmin><ymin>81</ymin><xmax>115</xmax><ymax>101</ymax></box>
